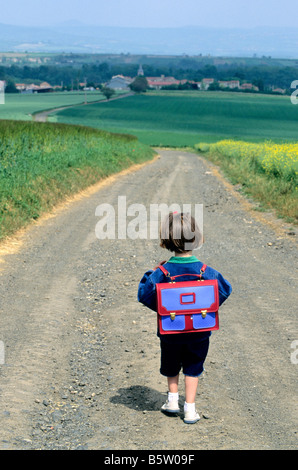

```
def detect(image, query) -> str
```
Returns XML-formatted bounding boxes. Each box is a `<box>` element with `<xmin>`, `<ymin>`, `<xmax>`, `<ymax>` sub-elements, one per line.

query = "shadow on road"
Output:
<box><xmin>110</xmin><ymin>385</ymin><xmax>168</xmax><ymax>412</ymax></box>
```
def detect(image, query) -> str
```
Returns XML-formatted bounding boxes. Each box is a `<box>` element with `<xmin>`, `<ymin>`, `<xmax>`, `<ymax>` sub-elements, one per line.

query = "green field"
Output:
<box><xmin>2</xmin><ymin>90</ymin><xmax>298</xmax><ymax>147</ymax></box>
<box><xmin>1</xmin><ymin>90</ymin><xmax>297</xmax><ymax>227</ymax></box>
<box><xmin>51</xmin><ymin>90</ymin><xmax>297</xmax><ymax>222</ymax></box>
<box><xmin>0</xmin><ymin>120</ymin><xmax>154</xmax><ymax>240</ymax></box>
<box><xmin>0</xmin><ymin>91</ymin><xmax>110</xmax><ymax>121</ymax></box>
<box><xmin>53</xmin><ymin>91</ymin><xmax>298</xmax><ymax>147</ymax></box>
<box><xmin>195</xmin><ymin>140</ymin><xmax>297</xmax><ymax>222</ymax></box>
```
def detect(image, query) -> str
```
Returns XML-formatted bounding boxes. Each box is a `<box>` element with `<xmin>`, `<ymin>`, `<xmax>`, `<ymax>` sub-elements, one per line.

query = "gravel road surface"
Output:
<box><xmin>0</xmin><ymin>150</ymin><xmax>297</xmax><ymax>450</ymax></box>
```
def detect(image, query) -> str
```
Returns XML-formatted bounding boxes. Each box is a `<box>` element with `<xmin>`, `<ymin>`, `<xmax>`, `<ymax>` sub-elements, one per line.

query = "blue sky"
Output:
<box><xmin>0</xmin><ymin>0</ymin><xmax>296</xmax><ymax>28</ymax></box>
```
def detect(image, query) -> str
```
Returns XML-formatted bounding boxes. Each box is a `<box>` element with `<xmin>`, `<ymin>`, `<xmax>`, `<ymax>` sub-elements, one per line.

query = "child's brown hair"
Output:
<box><xmin>159</xmin><ymin>212</ymin><xmax>202</xmax><ymax>253</ymax></box>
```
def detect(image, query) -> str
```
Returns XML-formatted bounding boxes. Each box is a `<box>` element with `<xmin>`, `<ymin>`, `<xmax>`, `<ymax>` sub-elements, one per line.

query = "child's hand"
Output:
<box><xmin>154</xmin><ymin>260</ymin><xmax>167</xmax><ymax>270</ymax></box>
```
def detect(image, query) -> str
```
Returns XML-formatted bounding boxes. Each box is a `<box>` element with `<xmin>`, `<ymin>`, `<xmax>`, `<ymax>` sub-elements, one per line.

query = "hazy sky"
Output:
<box><xmin>0</xmin><ymin>0</ymin><xmax>296</xmax><ymax>28</ymax></box>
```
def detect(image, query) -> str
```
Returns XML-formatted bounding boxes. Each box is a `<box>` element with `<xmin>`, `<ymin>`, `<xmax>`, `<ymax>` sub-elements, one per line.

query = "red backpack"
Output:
<box><xmin>156</xmin><ymin>264</ymin><xmax>219</xmax><ymax>335</ymax></box>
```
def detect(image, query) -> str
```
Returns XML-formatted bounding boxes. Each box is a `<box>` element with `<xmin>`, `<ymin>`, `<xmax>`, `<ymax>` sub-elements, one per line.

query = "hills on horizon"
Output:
<box><xmin>0</xmin><ymin>22</ymin><xmax>297</xmax><ymax>58</ymax></box>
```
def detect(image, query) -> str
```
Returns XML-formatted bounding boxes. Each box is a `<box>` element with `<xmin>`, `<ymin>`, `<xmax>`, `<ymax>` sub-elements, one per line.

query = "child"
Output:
<box><xmin>138</xmin><ymin>211</ymin><xmax>232</xmax><ymax>424</ymax></box>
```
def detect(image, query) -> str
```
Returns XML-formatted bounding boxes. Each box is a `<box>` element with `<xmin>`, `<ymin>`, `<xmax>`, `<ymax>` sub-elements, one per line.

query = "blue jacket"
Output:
<box><xmin>137</xmin><ymin>255</ymin><xmax>232</xmax><ymax>342</ymax></box>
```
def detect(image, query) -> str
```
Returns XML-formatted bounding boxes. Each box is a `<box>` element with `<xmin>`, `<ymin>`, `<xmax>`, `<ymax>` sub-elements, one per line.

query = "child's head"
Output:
<box><xmin>159</xmin><ymin>211</ymin><xmax>202</xmax><ymax>253</ymax></box>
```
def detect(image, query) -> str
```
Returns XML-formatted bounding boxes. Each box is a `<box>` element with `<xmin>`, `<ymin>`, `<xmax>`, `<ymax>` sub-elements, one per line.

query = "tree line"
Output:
<box><xmin>0</xmin><ymin>61</ymin><xmax>297</xmax><ymax>92</ymax></box>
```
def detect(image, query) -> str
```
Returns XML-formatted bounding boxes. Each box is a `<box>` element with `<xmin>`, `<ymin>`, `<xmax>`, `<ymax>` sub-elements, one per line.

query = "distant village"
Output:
<box><xmin>104</xmin><ymin>73</ymin><xmax>262</xmax><ymax>92</ymax></box>
<box><xmin>2</xmin><ymin>64</ymin><xmax>286</xmax><ymax>95</ymax></box>
<box><xmin>105</xmin><ymin>65</ymin><xmax>265</xmax><ymax>92</ymax></box>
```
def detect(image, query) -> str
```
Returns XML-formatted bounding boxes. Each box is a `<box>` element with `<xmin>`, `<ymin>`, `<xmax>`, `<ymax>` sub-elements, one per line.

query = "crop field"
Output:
<box><xmin>54</xmin><ymin>91</ymin><xmax>298</xmax><ymax>147</ymax></box>
<box><xmin>196</xmin><ymin>139</ymin><xmax>298</xmax><ymax>221</ymax></box>
<box><xmin>0</xmin><ymin>119</ymin><xmax>154</xmax><ymax>240</ymax></box>
<box><xmin>0</xmin><ymin>91</ymin><xmax>108</xmax><ymax>121</ymax></box>
<box><xmin>1</xmin><ymin>90</ymin><xmax>297</xmax><ymax>225</ymax></box>
<box><xmin>196</xmin><ymin>140</ymin><xmax>298</xmax><ymax>182</ymax></box>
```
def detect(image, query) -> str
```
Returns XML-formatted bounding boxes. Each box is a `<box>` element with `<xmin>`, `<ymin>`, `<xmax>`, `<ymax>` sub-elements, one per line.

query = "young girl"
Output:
<box><xmin>138</xmin><ymin>212</ymin><xmax>232</xmax><ymax>424</ymax></box>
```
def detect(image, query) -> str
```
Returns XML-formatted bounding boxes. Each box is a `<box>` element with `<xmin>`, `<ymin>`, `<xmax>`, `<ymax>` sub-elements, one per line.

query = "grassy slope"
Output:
<box><xmin>0</xmin><ymin>91</ymin><xmax>107</xmax><ymax>121</ymax></box>
<box><xmin>196</xmin><ymin>141</ymin><xmax>297</xmax><ymax>223</ymax></box>
<box><xmin>54</xmin><ymin>91</ymin><xmax>298</xmax><ymax>223</ymax></box>
<box><xmin>54</xmin><ymin>91</ymin><xmax>298</xmax><ymax>147</ymax></box>
<box><xmin>1</xmin><ymin>91</ymin><xmax>296</xmax><ymax>234</ymax></box>
<box><xmin>0</xmin><ymin>120</ymin><xmax>155</xmax><ymax>241</ymax></box>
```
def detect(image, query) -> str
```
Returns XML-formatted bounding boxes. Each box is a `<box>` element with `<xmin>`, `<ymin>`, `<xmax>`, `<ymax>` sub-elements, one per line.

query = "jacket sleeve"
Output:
<box><xmin>216</xmin><ymin>272</ymin><xmax>232</xmax><ymax>306</ymax></box>
<box><xmin>137</xmin><ymin>269</ymin><xmax>158</xmax><ymax>312</ymax></box>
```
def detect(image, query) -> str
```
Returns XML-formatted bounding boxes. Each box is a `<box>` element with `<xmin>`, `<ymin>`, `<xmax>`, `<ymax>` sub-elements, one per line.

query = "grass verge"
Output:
<box><xmin>0</xmin><ymin>120</ymin><xmax>155</xmax><ymax>241</ymax></box>
<box><xmin>195</xmin><ymin>140</ymin><xmax>298</xmax><ymax>224</ymax></box>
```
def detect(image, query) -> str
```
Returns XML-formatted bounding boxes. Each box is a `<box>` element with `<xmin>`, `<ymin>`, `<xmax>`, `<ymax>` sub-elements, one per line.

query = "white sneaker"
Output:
<box><xmin>184</xmin><ymin>409</ymin><xmax>200</xmax><ymax>424</ymax></box>
<box><xmin>161</xmin><ymin>400</ymin><xmax>180</xmax><ymax>414</ymax></box>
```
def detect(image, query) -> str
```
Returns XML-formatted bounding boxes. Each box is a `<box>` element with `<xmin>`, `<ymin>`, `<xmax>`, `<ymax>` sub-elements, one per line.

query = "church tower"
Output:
<box><xmin>137</xmin><ymin>65</ymin><xmax>144</xmax><ymax>76</ymax></box>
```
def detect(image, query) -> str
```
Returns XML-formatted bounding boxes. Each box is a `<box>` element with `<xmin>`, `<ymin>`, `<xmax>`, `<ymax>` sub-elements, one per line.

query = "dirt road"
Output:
<box><xmin>33</xmin><ymin>92</ymin><xmax>135</xmax><ymax>122</ymax></box>
<box><xmin>0</xmin><ymin>150</ymin><xmax>297</xmax><ymax>450</ymax></box>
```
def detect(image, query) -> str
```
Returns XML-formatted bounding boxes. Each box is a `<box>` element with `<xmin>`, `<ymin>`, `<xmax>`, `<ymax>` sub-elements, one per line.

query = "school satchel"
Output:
<box><xmin>156</xmin><ymin>264</ymin><xmax>219</xmax><ymax>335</ymax></box>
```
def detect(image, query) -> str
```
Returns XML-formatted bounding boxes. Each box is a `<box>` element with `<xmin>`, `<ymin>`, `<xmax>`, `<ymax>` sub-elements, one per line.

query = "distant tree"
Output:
<box><xmin>208</xmin><ymin>81</ymin><xmax>221</xmax><ymax>91</ymax></box>
<box><xmin>252</xmin><ymin>79</ymin><xmax>264</xmax><ymax>92</ymax></box>
<box><xmin>129</xmin><ymin>76</ymin><xmax>148</xmax><ymax>93</ymax></box>
<box><xmin>5</xmin><ymin>79</ymin><xmax>18</xmax><ymax>93</ymax></box>
<box><xmin>102</xmin><ymin>87</ymin><xmax>115</xmax><ymax>100</ymax></box>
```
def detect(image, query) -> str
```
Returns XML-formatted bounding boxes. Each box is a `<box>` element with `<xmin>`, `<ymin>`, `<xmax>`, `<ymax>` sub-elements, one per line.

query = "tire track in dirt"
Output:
<box><xmin>0</xmin><ymin>150</ymin><xmax>297</xmax><ymax>450</ymax></box>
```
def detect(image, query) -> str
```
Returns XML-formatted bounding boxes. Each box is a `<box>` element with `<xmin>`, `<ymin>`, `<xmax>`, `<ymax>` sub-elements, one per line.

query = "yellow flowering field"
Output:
<box><xmin>195</xmin><ymin>140</ymin><xmax>298</xmax><ymax>222</ymax></box>
<box><xmin>195</xmin><ymin>140</ymin><xmax>298</xmax><ymax>183</ymax></box>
